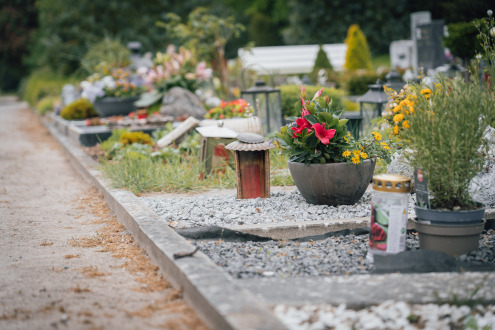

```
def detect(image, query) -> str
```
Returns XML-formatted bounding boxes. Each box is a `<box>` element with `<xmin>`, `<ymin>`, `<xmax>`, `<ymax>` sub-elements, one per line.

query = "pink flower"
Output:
<box><xmin>313</xmin><ymin>88</ymin><xmax>323</xmax><ymax>100</ymax></box>
<box><xmin>300</xmin><ymin>84</ymin><xmax>306</xmax><ymax>99</ymax></box>
<box><xmin>300</xmin><ymin>96</ymin><xmax>306</xmax><ymax>109</ymax></box>
<box><xmin>312</xmin><ymin>123</ymin><xmax>336</xmax><ymax>145</ymax></box>
<box><xmin>302</xmin><ymin>109</ymin><xmax>311</xmax><ymax>117</ymax></box>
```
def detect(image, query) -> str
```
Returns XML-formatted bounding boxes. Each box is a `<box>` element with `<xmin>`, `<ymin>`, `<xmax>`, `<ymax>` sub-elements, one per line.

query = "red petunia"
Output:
<box><xmin>312</xmin><ymin>123</ymin><xmax>336</xmax><ymax>145</ymax></box>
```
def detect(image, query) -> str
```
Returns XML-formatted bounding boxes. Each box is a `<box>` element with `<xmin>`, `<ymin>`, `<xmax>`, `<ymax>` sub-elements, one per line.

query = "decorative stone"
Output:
<box><xmin>160</xmin><ymin>87</ymin><xmax>206</xmax><ymax>120</ymax></box>
<box><xmin>386</xmin><ymin>149</ymin><xmax>415</xmax><ymax>191</ymax></box>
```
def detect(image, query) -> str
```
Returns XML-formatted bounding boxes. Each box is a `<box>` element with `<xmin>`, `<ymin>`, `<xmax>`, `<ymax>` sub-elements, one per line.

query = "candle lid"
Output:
<box><xmin>372</xmin><ymin>174</ymin><xmax>411</xmax><ymax>193</ymax></box>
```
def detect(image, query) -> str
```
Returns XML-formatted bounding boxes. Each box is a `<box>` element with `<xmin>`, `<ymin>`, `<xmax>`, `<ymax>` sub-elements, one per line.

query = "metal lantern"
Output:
<box><xmin>385</xmin><ymin>70</ymin><xmax>405</xmax><ymax>92</ymax></box>
<box><xmin>357</xmin><ymin>81</ymin><xmax>388</xmax><ymax>136</ymax></box>
<box><xmin>225</xmin><ymin>133</ymin><xmax>275</xmax><ymax>199</ymax></box>
<box><xmin>240</xmin><ymin>81</ymin><xmax>283</xmax><ymax>136</ymax></box>
<box><xmin>196</xmin><ymin>125</ymin><xmax>237</xmax><ymax>174</ymax></box>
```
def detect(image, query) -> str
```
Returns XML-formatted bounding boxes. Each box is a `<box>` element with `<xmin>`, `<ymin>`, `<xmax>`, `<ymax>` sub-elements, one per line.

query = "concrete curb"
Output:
<box><xmin>42</xmin><ymin>115</ymin><xmax>287</xmax><ymax>330</ymax></box>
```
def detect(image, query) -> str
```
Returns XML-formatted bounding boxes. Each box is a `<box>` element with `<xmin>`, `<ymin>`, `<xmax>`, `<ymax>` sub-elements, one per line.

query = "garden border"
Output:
<box><xmin>42</xmin><ymin>115</ymin><xmax>287</xmax><ymax>330</ymax></box>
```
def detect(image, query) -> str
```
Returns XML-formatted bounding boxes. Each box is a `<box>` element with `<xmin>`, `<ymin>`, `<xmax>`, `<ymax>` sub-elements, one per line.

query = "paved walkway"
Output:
<box><xmin>0</xmin><ymin>99</ymin><xmax>207</xmax><ymax>329</ymax></box>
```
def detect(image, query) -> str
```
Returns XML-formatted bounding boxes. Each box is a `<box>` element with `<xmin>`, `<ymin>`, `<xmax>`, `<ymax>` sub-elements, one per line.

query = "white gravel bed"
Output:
<box><xmin>274</xmin><ymin>301</ymin><xmax>495</xmax><ymax>330</ymax></box>
<box><xmin>141</xmin><ymin>190</ymin><xmax>417</xmax><ymax>228</ymax></box>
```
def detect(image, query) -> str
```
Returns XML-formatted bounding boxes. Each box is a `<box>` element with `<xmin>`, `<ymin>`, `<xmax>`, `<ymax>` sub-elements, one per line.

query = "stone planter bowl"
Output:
<box><xmin>94</xmin><ymin>96</ymin><xmax>139</xmax><ymax>118</ymax></box>
<box><xmin>288</xmin><ymin>159</ymin><xmax>375</xmax><ymax>206</ymax></box>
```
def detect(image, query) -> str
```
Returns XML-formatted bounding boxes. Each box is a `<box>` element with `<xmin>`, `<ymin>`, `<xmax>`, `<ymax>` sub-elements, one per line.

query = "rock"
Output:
<box><xmin>469</xmin><ymin>126</ymin><xmax>495</xmax><ymax>208</ymax></box>
<box><xmin>160</xmin><ymin>87</ymin><xmax>206</xmax><ymax>120</ymax></box>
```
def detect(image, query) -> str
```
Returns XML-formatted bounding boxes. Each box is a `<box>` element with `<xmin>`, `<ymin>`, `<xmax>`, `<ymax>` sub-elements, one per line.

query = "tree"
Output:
<box><xmin>443</xmin><ymin>21</ymin><xmax>482</xmax><ymax>67</ymax></box>
<box><xmin>158</xmin><ymin>7</ymin><xmax>245</xmax><ymax>97</ymax></box>
<box><xmin>344</xmin><ymin>25</ymin><xmax>372</xmax><ymax>71</ymax></box>
<box><xmin>29</xmin><ymin>0</ymin><xmax>175</xmax><ymax>75</ymax></box>
<box><xmin>311</xmin><ymin>45</ymin><xmax>333</xmax><ymax>83</ymax></box>
<box><xmin>0</xmin><ymin>0</ymin><xmax>38</xmax><ymax>91</ymax></box>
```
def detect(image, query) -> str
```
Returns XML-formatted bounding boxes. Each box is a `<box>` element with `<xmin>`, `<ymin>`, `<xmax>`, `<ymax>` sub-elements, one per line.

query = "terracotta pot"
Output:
<box><xmin>94</xmin><ymin>96</ymin><xmax>139</xmax><ymax>117</ymax></box>
<box><xmin>413</xmin><ymin>219</ymin><xmax>486</xmax><ymax>256</ymax></box>
<box><xmin>288</xmin><ymin>159</ymin><xmax>375</xmax><ymax>206</ymax></box>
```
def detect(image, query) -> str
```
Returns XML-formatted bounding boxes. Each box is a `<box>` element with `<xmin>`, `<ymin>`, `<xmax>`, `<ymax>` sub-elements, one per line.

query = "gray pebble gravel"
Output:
<box><xmin>141</xmin><ymin>190</ymin><xmax>417</xmax><ymax>228</ymax></box>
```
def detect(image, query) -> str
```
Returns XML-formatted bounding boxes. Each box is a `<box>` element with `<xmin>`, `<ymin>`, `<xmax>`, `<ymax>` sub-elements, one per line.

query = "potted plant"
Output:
<box><xmin>81</xmin><ymin>68</ymin><xmax>144</xmax><ymax>117</ymax></box>
<box><xmin>275</xmin><ymin>86</ymin><xmax>395</xmax><ymax>206</ymax></box>
<box><xmin>386</xmin><ymin>76</ymin><xmax>494</xmax><ymax>255</ymax></box>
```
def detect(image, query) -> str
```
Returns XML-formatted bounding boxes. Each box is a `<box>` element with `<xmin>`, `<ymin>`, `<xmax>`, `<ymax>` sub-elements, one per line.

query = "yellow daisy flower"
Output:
<box><xmin>393</xmin><ymin>113</ymin><xmax>404</xmax><ymax>122</ymax></box>
<box><xmin>394</xmin><ymin>125</ymin><xmax>399</xmax><ymax>135</ymax></box>
<box><xmin>342</xmin><ymin>150</ymin><xmax>351</xmax><ymax>157</ymax></box>
<box><xmin>372</xmin><ymin>132</ymin><xmax>382</xmax><ymax>141</ymax></box>
<box><xmin>351</xmin><ymin>156</ymin><xmax>361</xmax><ymax>165</ymax></box>
<box><xmin>360</xmin><ymin>152</ymin><xmax>368</xmax><ymax>159</ymax></box>
<box><xmin>402</xmin><ymin>120</ymin><xmax>410</xmax><ymax>129</ymax></box>
<box><xmin>380</xmin><ymin>142</ymin><xmax>391</xmax><ymax>150</ymax></box>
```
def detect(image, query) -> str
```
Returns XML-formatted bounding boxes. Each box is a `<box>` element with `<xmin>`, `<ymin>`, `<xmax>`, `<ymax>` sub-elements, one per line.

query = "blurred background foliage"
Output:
<box><xmin>1</xmin><ymin>0</ymin><xmax>493</xmax><ymax>93</ymax></box>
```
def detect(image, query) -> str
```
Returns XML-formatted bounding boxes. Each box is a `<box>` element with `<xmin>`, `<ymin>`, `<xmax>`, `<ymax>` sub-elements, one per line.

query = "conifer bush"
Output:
<box><xmin>311</xmin><ymin>45</ymin><xmax>333</xmax><ymax>83</ymax></box>
<box><xmin>344</xmin><ymin>24</ymin><xmax>372</xmax><ymax>71</ymax></box>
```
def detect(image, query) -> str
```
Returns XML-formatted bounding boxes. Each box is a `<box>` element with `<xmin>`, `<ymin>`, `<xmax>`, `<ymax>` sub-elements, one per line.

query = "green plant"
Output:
<box><xmin>60</xmin><ymin>98</ymin><xmax>98</xmax><ymax>120</ymax></box>
<box><xmin>279</xmin><ymin>84</ymin><xmax>345</xmax><ymax>118</ymax></box>
<box><xmin>20</xmin><ymin>68</ymin><xmax>79</xmax><ymax>106</ymax></box>
<box><xmin>400</xmin><ymin>77</ymin><xmax>495</xmax><ymax>210</ymax></box>
<box><xmin>345</xmin><ymin>70</ymin><xmax>379</xmax><ymax>95</ymax></box>
<box><xmin>444</xmin><ymin>21</ymin><xmax>482</xmax><ymax>67</ymax></box>
<box><xmin>275</xmin><ymin>86</ymin><xmax>395</xmax><ymax>165</ymax></box>
<box><xmin>204</xmin><ymin>98</ymin><xmax>253</xmax><ymax>119</ymax></box>
<box><xmin>118</xmin><ymin>131</ymin><xmax>153</xmax><ymax>146</ymax></box>
<box><xmin>344</xmin><ymin>24</ymin><xmax>372</xmax><ymax>71</ymax></box>
<box><xmin>81</xmin><ymin>38</ymin><xmax>131</xmax><ymax>76</ymax></box>
<box><xmin>311</xmin><ymin>45</ymin><xmax>333</xmax><ymax>84</ymax></box>
<box><xmin>36</xmin><ymin>96</ymin><xmax>60</xmax><ymax>115</ymax></box>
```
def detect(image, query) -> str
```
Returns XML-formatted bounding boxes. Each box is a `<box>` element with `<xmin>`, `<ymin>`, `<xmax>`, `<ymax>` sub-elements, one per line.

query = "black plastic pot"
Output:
<box><xmin>288</xmin><ymin>159</ymin><xmax>375</xmax><ymax>206</ymax></box>
<box><xmin>415</xmin><ymin>204</ymin><xmax>485</xmax><ymax>225</ymax></box>
<box><xmin>94</xmin><ymin>96</ymin><xmax>139</xmax><ymax>117</ymax></box>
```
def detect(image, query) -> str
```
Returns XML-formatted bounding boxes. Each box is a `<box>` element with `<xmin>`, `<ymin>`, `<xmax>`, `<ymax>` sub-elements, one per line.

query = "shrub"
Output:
<box><xmin>60</xmin><ymin>98</ymin><xmax>98</xmax><ymax>120</ymax></box>
<box><xmin>344</xmin><ymin>25</ymin><xmax>372</xmax><ymax>71</ymax></box>
<box><xmin>345</xmin><ymin>70</ymin><xmax>379</xmax><ymax>96</ymax></box>
<box><xmin>81</xmin><ymin>38</ymin><xmax>131</xmax><ymax>76</ymax></box>
<box><xmin>20</xmin><ymin>68</ymin><xmax>80</xmax><ymax>106</ymax></box>
<box><xmin>311</xmin><ymin>45</ymin><xmax>333</xmax><ymax>84</ymax></box>
<box><xmin>118</xmin><ymin>131</ymin><xmax>153</xmax><ymax>146</ymax></box>
<box><xmin>280</xmin><ymin>85</ymin><xmax>345</xmax><ymax>119</ymax></box>
<box><xmin>36</xmin><ymin>96</ymin><xmax>60</xmax><ymax>115</ymax></box>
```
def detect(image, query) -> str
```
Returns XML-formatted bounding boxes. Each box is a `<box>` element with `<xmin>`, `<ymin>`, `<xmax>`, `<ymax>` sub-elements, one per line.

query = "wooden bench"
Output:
<box><xmin>238</xmin><ymin>44</ymin><xmax>347</xmax><ymax>75</ymax></box>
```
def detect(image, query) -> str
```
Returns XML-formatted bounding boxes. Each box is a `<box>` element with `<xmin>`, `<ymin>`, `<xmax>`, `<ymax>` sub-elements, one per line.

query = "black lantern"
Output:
<box><xmin>241</xmin><ymin>81</ymin><xmax>283</xmax><ymax>136</ymax></box>
<box><xmin>357</xmin><ymin>81</ymin><xmax>388</xmax><ymax>136</ymax></box>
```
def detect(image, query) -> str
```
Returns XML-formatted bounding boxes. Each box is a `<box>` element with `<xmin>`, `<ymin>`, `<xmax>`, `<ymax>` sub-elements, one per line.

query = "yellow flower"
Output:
<box><xmin>353</xmin><ymin>149</ymin><xmax>361</xmax><ymax>156</ymax></box>
<box><xmin>421</xmin><ymin>88</ymin><xmax>432</xmax><ymax>99</ymax></box>
<box><xmin>402</xmin><ymin>120</ymin><xmax>410</xmax><ymax>129</ymax></box>
<box><xmin>351</xmin><ymin>156</ymin><xmax>361</xmax><ymax>164</ymax></box>
<box><xmin>344</xmin><ymin>136</ymin><xmax>349</xmax><ymax>142</ymax></box>
<box><xmin>342</xmin><ymin>150</ymin><xmax>351</xmax><ymax>157</ymax></box>
<box><xmin>380</xmin><ymin>142</ymin><xmax>391</xmax><ymax>150</ymax></box>
<box><xmin>393</xmin><ymin>105</ymin><xmax>402</xmax><ymax>113</ymax></box>
<box><xmin>372</xmin><ymin>132</ymin><xmax>382</xmax><ymax>141</ymax></box>
<box><xmin>393</xmin><ymin>113</ymin><xmax>404</xmax><ymax>122</ymax></box>
<box><xmin>360</xmin><ymin>152</ymin><xmax>368</xmax><ymax>159</ymax></box>
<box><xmin>393</xmin><ymin>125</ymin><xmax>399</xmax><ymax>135</ymax></box>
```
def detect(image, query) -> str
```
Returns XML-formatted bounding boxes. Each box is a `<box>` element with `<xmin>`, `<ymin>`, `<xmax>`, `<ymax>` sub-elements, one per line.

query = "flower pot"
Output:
<box><xmin>415</xmin><ymin>204</ymin><xmax>485</xmax><ymax>225</ymax></box>
<box><xmin>288</xmin><ymin>158</ymin><xmax>375</xmax><ymax>206</ymax></box>
<box><xmin>413</xmin><ymin>219</ymin><xmax>486</xmax><ymax>256</ymax></box>
<box><xmin>93</xmin><ymin>96</ymin><xmax>139</xmax><ymax>118</ymax></box>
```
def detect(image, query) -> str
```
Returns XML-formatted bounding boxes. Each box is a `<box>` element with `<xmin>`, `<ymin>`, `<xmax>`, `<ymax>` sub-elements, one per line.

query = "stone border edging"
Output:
<box><xmin>41</xmin><ymin>115</ymin><xmax>287</xmax><ymax>330</ymax></box>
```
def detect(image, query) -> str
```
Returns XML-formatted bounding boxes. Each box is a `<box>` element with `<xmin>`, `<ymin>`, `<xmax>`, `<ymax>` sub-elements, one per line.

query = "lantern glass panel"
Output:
<box><xmin>241</xmin><ymin>85</ymin><xmax>282</xmax><ymax>136</ymax></box>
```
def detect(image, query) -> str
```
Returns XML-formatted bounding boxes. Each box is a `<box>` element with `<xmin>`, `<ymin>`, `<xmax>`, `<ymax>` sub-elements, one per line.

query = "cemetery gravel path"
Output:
<box><xmin>0</xmin><ymin>98</ymin><xmax>208</xmax><ymax>330</ymax></box>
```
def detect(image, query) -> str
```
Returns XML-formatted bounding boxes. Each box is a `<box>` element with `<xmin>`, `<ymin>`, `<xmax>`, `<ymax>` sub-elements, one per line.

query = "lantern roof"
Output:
<box><xmin>241</xmin><ymin>81</ymin><xmax>280</xmax><ymax>94</ymax></box>
<box><xmin>357</xmin><ymin>82</ymin><xmax>388</xmax><ymax>104</ymax></box>
<box><xmin>226</xmin><ymin>133</ymin><xmax>275</xmax><ymax>151</ymax></box>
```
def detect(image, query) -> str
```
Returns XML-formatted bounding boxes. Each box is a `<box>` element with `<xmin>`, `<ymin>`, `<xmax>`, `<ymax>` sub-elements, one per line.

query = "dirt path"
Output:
<box><xmin>0</xmin><ymin>99</ymin><xmax>208</xmax><ymax>330</ymax></box>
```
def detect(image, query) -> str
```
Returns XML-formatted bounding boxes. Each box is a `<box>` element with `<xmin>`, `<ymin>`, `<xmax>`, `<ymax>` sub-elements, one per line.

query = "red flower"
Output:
<box><xmin>371</xmin><ymin>223</ymin><xmax>387</xmax><ymax>242</ymax></box>
<box><xmin>312</xmin><ymin>123</ymin><xmax>336</xmax><ymax>145</ymax></box>
<box><xmin>291</xmin><ymin>117</ymin><xmax>312</xmax><ymax>138</ymax></box>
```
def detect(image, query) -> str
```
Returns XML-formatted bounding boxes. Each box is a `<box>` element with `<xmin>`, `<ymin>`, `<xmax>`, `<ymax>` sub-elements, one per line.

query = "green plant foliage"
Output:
<box><xmin>402</xmin><ymin>78</ymin><xmax>495</xmax><ymax>209</ymax></box>
<box><xmin>310</xmin><ymin>45</ymin><xmax>333</xmax><ymax>84</ymax></box>
<box><xmin>280</xmin><ymin>85</ymin><xmax>345</xmax><ymax>118</ymax></box>
<box><xmin>344</xmin><ymin>25</ymin><xmax>372</xmax><ymax>71</ymax></box>
<box><xmin>36</xmin><ymin>96</ymin><xmax>60</xmax><ymax>115</ymax></box>
<box><xmin>345</xmin><ymin>70</ymin><xmax>380</xmax><ymax>95</ymax></box>
<box><xmin>118</xmin><ymin>131</ymin><xmax>153</xmax><ymax>147</ymax></box>
<box><xmin>20</xmin><ymin>68</ymin><xmax>79</xmax><ymax>106</ymax></box>
<box><xmin>60</xmin><ymin>98</ymin><xmax>98</xmax><ymax>120</ymax></box>
<box><xmin>443</xmin><ymin>21</ymin><xmax>482</xmax><ymax>66</ymax></box>
<box><xmin>81</xmin><ymin>38</ymin><xmax>131</xmax><ymax>76</ymax></box>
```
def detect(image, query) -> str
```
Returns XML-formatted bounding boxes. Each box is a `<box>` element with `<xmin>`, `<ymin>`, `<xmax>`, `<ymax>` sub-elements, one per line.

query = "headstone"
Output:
<box><xmin>416</xmin><ymin>20</ymin><xmax>446</xmax><ymax>72</ymax></box>
<box><xmin>410</xmin><ymin>11</ymin><xmax>432</xmax><ymax>70</ymax></box>
<box><xmin>390</xmin><ymin>40</ymin><xmax>414</xmax><ymax>70</ymax></box>
<box><xmin>160</xmin><ymin>87</ymin><xmax>207</xmax><ymax>120</ymax></box>
<box><xmin>61</xmin><ymin>84</ymin><xmax>80</xmax><ymax>106</ymax></box>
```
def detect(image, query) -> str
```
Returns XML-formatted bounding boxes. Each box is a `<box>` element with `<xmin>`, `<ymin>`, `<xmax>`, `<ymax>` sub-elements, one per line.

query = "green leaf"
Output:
<box><xmin>304</xmin><ymin>114</ymin><xmax>318</xmax><ymax>125</ymax></box>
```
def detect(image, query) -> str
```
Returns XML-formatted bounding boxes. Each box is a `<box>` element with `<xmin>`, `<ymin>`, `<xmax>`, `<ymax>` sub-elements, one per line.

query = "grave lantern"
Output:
<box><xmin>240</xmin><ymin>81</ymin><xmax>283</xmax><ymax>136</ymax></box>
<box><xmin>385</xmin><ymin>70</ymin><xmax>405</xmax><ymax>92</ymax></box>
<box><xmin>357</xmin><ymin>81</ymin><xmax>388</xmax><ymax>136</ymax></box>
<box><xmin>225</xmin><ymin>133</ymin><xmax>275</xmax><ymax>199</ymax></box>
<box><xmin>196</xmin><ymin>125</ymin><xmax>237</xmax><ymax>174</ymax></box>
